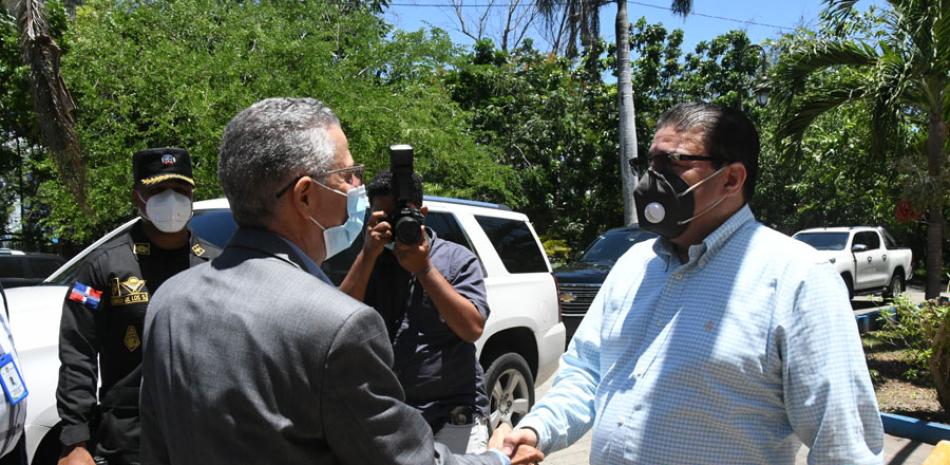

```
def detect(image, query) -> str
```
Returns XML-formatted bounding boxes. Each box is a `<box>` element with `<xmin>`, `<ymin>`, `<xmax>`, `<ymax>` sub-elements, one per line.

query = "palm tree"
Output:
<box><xmin>776</xmin><ymin>0</ymin><xmax>948</xmax><ymax>300</ymax></box>
<box><xmin>535</xmin><ymin>0</ymin><xmax>692</xmax><ymax>225</ymax></box>
<box><xmin>17</xmin><ymin>0</ymin><xmax>86</xmax><ymax>210</ymax></box>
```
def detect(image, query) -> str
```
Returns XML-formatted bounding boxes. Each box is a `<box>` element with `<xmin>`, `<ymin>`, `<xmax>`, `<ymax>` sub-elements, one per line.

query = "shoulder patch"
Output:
<box><xmin>68</xmin><ymin>282</ymin><xmax>103</xmax><ymax>310</ymax></box>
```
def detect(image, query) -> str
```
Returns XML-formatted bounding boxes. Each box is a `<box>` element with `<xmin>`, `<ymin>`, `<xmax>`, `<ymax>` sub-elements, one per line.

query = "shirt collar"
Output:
<box><xmin>653</xmin><ymin>204</ymin><xmax>756</xmax><ymax>265</ymax></box>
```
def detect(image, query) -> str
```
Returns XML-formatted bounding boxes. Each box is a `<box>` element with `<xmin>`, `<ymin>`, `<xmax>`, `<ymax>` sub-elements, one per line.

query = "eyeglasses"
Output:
<box><xmin>628</xmin><ymin>151</ymin><xmax>728</xmax><ymax>173</ymax></box>
<box><xmin>274</xmin><ymin>164</ymin><xmax>365</xmax><ymax>198</ymax></box>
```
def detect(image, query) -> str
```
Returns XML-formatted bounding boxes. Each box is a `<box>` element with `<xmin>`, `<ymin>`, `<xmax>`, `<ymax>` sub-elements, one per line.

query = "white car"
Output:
<box><xmin>793</xmin><ymin>226</ymin><xmax>913</xmax><ymax>299</ymax></box>
<box><xmin>7</xmin><ymin>196</ymin><xmax>566</xmax><ymax>464</ymax></box>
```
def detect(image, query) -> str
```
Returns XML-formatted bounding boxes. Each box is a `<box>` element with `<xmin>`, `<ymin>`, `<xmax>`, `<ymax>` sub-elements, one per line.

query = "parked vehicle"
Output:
<box><xmin>554</xmin><ymin>225</ymin><xmax>657</xmax><ymax>345</ymax></box>
<box><xmin>0</xmin><ymin>250</ymin><xmax>65</xmax><ymax>289</ymax></box>
<box><xmin>793</xmin><ymin>226</ymin><xmax>913</xmax><ymax>299</ymax></box>
<box><xmin>5</xmin><ymin>196</ymin><xmax>565</xmax><ymax>464</ymax></box>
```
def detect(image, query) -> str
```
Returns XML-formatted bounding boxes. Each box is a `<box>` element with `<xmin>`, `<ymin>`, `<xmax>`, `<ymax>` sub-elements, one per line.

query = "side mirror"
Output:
<box><xmin>851</xmin><ymin>243</ymin><xmax>868</xmax><ymax>253</ymax></box>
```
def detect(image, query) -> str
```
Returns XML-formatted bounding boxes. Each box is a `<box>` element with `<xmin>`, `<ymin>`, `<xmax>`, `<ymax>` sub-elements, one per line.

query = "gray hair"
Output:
<box><xmin>218</xmin><ymin>97</ymin><xmax>341</xmax><ymax>227</ymax></box>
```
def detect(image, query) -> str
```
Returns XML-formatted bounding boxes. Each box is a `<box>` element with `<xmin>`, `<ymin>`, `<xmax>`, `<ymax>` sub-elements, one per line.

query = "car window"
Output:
<box><xmin>793</xmin><ymin>232</ymin><xmax>849</xmax><ymax>251</ymax></box>
<box><xmin>425</xmin><ymin>212</ymin><xmax>474</xmax><ymax>251</ymax></box>
<box><xmin>474</xmin><ymin>215</ymin><xmax>547</xmax><ymax>274</ymax></box>
<box><xmin>853</xmin><ymin>231</ymin><xmax>880</xmax><ymax>250</ymax></box>
<box><xmin>0</xmin><ymin>258</ymin><xmax>24</xmax><ymax>278</ymax></box>
<box><xmin>881</xmin><ymin>229</ymin><xmax>898</xmax><ymax>249</ymax></box>
<box><xmin>581</xmin><ymin>229</ymin><xmax>655</xmax><ymax>264</ymax></box>
<box><xmin>28</xmin><ymin>257</ymin><xmax>65</xmax><ymax>279</ymax></box>
<box><xmin>190</xmin><ymin>209</ymin><xmax>238</xmax><ymax>248</ymax></box>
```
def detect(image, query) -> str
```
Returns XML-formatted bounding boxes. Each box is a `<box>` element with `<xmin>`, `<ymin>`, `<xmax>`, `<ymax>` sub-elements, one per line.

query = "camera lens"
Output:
<box><xmin>395</xmin><ymin>216</ymin><xmax>421</xmax><ymax>244</ymax></box>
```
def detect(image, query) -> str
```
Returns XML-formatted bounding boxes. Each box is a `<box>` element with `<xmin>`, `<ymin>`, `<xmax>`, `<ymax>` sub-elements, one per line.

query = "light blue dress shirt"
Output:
<box><xmin>0</xmin><ymin>285</ymin><xmax>26</xmax><ymax>458</ymax></box>
<box><xmin>518</xmin><ymin>205</ymin><xmax>883</xmax><ymax>464</ymax></box>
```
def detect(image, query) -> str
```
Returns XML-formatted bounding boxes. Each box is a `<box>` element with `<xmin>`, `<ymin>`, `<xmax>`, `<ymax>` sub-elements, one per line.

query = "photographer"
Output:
<box><xmin>340</xmin><ymin>153</ymin><xmax>490</xmax><ymax>454</ymax></box>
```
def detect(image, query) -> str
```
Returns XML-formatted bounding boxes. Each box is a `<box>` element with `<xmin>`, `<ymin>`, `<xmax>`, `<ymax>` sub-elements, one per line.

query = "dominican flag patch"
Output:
<box><xmin>68</xmin><ymin>282</ymin><xmax>103</xmax><ymax>310</ymax></box>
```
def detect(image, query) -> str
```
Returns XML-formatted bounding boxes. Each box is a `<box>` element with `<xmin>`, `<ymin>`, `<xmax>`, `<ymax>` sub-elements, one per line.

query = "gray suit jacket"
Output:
<box><xmin>140</xmin><ymin>228</ymin><xmax>502</xmax><ymax>465</ymax></box>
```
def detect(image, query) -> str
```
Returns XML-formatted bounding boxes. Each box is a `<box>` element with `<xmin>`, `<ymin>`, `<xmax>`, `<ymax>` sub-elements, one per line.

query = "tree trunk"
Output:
<box><xmin>925</xmin><ymin>109</ymin><xmax>946</xmax><ymax>299</ymax></box>
<box><xmin>931</xmin><ymin>312</ymin><xmax>950</xmax><ymax>418</ymax></box>
<box><xmin>616</xmin><ymin>0</ymin><xmax>638</xmax><ymax>225</ymax></box>
<box><xmin>17</xmin><ymin>0</ymin><xmax>87</xmax><ymax>210</ymax></box>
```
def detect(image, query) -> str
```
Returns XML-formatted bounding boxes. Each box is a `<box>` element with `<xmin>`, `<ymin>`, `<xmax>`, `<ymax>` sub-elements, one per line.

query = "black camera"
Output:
<box><xmin>388</xmin><ymin>144</ymin><xmax>425</xmax><ymax>245</ymax></box>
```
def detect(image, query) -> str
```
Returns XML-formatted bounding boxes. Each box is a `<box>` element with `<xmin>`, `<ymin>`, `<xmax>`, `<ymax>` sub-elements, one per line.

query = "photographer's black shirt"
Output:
<box><xmin>365</xmin><ymin>229</ymin><xmax>490</xmax><ymax>430</ymax></box>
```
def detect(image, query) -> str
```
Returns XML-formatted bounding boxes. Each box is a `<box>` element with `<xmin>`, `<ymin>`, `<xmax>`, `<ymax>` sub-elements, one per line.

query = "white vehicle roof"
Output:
<box><xmin>794</xmin><ymin>226</ymin><xmax>879</xmax><ymax>235</ymax></box>
<box><xmin>45</xmin><ymin>195</ymin><xmax>528</xmax><ymax>283</ymax></box>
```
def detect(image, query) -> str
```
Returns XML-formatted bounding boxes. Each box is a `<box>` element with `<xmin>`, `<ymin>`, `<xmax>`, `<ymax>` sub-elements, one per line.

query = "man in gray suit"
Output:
<box><xmin>139</xmin><ymin>98</ymin><xmax>542</xmax><ymax>465</ymax></box>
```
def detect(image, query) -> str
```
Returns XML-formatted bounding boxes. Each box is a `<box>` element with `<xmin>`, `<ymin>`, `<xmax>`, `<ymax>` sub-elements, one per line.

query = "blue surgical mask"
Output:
<box><xmin>309</xmin><ymin>184</ymin><xmax>368</xmax><ymax>260</ymax></box>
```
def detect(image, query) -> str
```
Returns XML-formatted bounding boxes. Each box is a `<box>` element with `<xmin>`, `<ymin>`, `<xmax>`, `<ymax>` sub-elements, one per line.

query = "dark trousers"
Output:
<box><xmin>0</xmin><ymin>435</ymin><xmax>28</xmax><ymax>465</ymax></box>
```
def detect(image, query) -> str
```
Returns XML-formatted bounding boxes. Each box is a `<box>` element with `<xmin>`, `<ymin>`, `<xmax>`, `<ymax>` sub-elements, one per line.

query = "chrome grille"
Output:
<box><xmin>558</xmin><ymin>283</ymin><xmax>601</xmax><ymax>316</ymax></box>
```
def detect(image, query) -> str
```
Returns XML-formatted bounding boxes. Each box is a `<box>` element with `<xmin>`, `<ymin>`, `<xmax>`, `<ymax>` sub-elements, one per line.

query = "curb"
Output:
<box><xmin>881</xmin><ymin>413</ymin><xmax>950</xmax><ymax>445</ymax></box>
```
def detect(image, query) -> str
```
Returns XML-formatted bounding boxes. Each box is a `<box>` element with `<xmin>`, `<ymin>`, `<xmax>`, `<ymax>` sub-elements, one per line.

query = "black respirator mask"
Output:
<box><xmin>633</xmin><ymin>165</ymin><xmax>728</xmax><ymax>239</ymax></box>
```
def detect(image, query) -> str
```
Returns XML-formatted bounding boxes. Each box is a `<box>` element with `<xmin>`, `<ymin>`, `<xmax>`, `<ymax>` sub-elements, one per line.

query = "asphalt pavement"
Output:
<box><xmin>535</xmin><ymin>283</ymin><xmax>939</xmax><ymax>465</ymax></box>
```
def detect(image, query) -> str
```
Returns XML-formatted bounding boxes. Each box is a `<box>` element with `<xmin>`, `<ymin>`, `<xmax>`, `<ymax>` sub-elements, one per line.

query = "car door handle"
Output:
<box><xmin>867</xmin><ymin>256</ymin><xmax>872</xmax><ymax>263</ymax></box>
<box><xmin>882</xmin><ymin>254</ymin><xmax>887</xmax><ymax>261</ymax></box>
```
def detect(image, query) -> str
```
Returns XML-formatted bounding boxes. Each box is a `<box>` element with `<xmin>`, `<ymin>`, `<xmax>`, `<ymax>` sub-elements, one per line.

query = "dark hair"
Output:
<box><xmin>656</xmin><ymin>102</ymin><xmax>759</xmax><ymax>201</ymax></box>
<box><xmin>366</xmin><ymin>169</ymin><xmax>424</xmax><ymax>207</ymax></box>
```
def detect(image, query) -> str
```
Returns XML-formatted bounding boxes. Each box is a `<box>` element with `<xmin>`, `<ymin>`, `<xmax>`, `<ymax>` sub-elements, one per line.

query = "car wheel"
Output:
<box><xmin>485</xmin><ymin>353</ymin><xmax>534</xmax><ymax>431</ymax></box>
<box><xmin>884</xmin><ymin>272</ymin><xmax>905</xmax><ymax>299</ymax></box>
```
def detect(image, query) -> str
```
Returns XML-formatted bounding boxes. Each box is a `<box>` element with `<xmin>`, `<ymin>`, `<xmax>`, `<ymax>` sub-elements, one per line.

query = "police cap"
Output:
<box><xmin>133</xmin><ymin>147</ymin><xmax>194</xmax><ymax>186</ymax></box>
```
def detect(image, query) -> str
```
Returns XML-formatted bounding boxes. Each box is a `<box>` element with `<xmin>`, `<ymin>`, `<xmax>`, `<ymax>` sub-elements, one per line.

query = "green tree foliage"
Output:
<box><xmin>776</xmin><ymin>1</ymin><xmax>950</xmax><ymax>298</ymax></box>
<box><xmin>445</xmin><ymin>22</ymin><xmax>777</xmax><ymax>251</ymax></box>
<box><xmin>446</xmin><ymin>40</ymin><xmax>621</xmax><ymax>248</ymax></box>
<box><xmin>0</xmin><ymin>0</ymin><xmax>68</xmax><ymax>250</ymax></box>
<box><xmin>40</xmin><ymin>0</ymin><xmax>516</xmax><ymax>244</ymax></box>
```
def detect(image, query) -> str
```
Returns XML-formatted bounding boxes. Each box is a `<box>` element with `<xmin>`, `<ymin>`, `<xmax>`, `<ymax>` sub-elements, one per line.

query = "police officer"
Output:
<box><xmin>56</xmin><ymin>148</ymin><xmax>220</xmax><ymax>465</ymax></box>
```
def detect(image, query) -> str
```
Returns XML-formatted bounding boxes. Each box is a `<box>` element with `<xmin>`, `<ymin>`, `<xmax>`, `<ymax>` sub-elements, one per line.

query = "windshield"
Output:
<box><xmin>581</xmin><ymin>229</ymin><xmax>655</xmax><ymax>264</ymax></box>
<box><xmin>793</xmin><ymin>232</ymin><xmax>849</xmax><ymax>251</ymax></box>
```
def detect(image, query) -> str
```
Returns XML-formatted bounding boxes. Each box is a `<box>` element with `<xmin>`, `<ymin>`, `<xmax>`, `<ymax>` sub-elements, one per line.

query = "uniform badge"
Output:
<box><xmin>161</xmin><ymin>154</ymin><xmax>176</xmax><ymax>166</ymax></box>
<box><xmin>191</xmin><ymin>243</ymin><xmax>205</xmax><ymax>257</ymax></box>
<box><xmin>111</xmin><ymin>276</ymin><xmax>150</xmax><ymax>306</ymax></box>
<box><xmin>68</xmin><ymin>282</ymin><xmax>103</xmax><ymax>310</ymax></box>
<box><xmin>134</xmin><ymin>243</ymin><xmax>151</xmax><ymax>256</ymax></box>
<box><xmin>124</xmin><ymin>325</ymin><xmax>141</xmax><ymax>352</ymax></box>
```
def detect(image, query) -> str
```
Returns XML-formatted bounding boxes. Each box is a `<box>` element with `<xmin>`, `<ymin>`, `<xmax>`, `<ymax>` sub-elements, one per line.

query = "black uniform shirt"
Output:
<box><xmin>56</xmin><ymin>221</ymin><xmax>219</xmax><ymax>463</ymax></box>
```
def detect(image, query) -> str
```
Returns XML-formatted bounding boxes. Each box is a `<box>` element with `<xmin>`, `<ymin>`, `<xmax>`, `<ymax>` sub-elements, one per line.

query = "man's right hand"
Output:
<box><xmin>58</xmin><ymin>444</ymin><xmax>96</xmax><ymax>465</ymax></box>
<box><xmin>501</xmin><ymin>428</ymin><xmax>539</xmax><ymax>459</ymax></box>
<box><xmin>362</xmin><ymin>211</ymin><xmax>392</xmax><ymax>259</ymax></box>
<box><xmin>509</xmin><ymin>444</ymin><xmax>543</xmax><ymax>465</ymax></box>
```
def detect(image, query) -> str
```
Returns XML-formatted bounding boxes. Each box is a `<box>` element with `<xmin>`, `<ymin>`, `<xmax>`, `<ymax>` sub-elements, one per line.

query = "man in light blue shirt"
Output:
<box><xmin>501</xmin><ymin>103</ymin><xmax>883</xmax><ymax>464</ymax></box>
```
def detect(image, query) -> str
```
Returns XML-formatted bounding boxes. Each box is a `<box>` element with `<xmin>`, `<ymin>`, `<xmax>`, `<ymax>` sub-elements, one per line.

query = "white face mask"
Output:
<box><xmin>140</xmin><ymin>189</ymin><xmax>193</xmax><ymax>233</ymax></box>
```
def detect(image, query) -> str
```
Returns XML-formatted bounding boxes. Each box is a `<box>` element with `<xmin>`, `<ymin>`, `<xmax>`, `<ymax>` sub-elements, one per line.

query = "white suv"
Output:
<box><xmin>6</xmin><ymin>196</ymin><xmax>566</xmax><ymax>464</ymax></box>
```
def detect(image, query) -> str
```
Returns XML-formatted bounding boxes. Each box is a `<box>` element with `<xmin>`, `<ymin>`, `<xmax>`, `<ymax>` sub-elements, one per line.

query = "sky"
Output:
<box><xmin>383</xmin><ymin>0</ymin><xmax>885</xmax><ymax>54</ymax></box>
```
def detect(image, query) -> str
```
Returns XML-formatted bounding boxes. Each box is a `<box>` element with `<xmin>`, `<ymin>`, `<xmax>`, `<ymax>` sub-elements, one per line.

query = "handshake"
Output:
<box><xmin>487</xmin><ymin>423</ymin><xmax>543</xmax><ymax>465</ymax></box>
